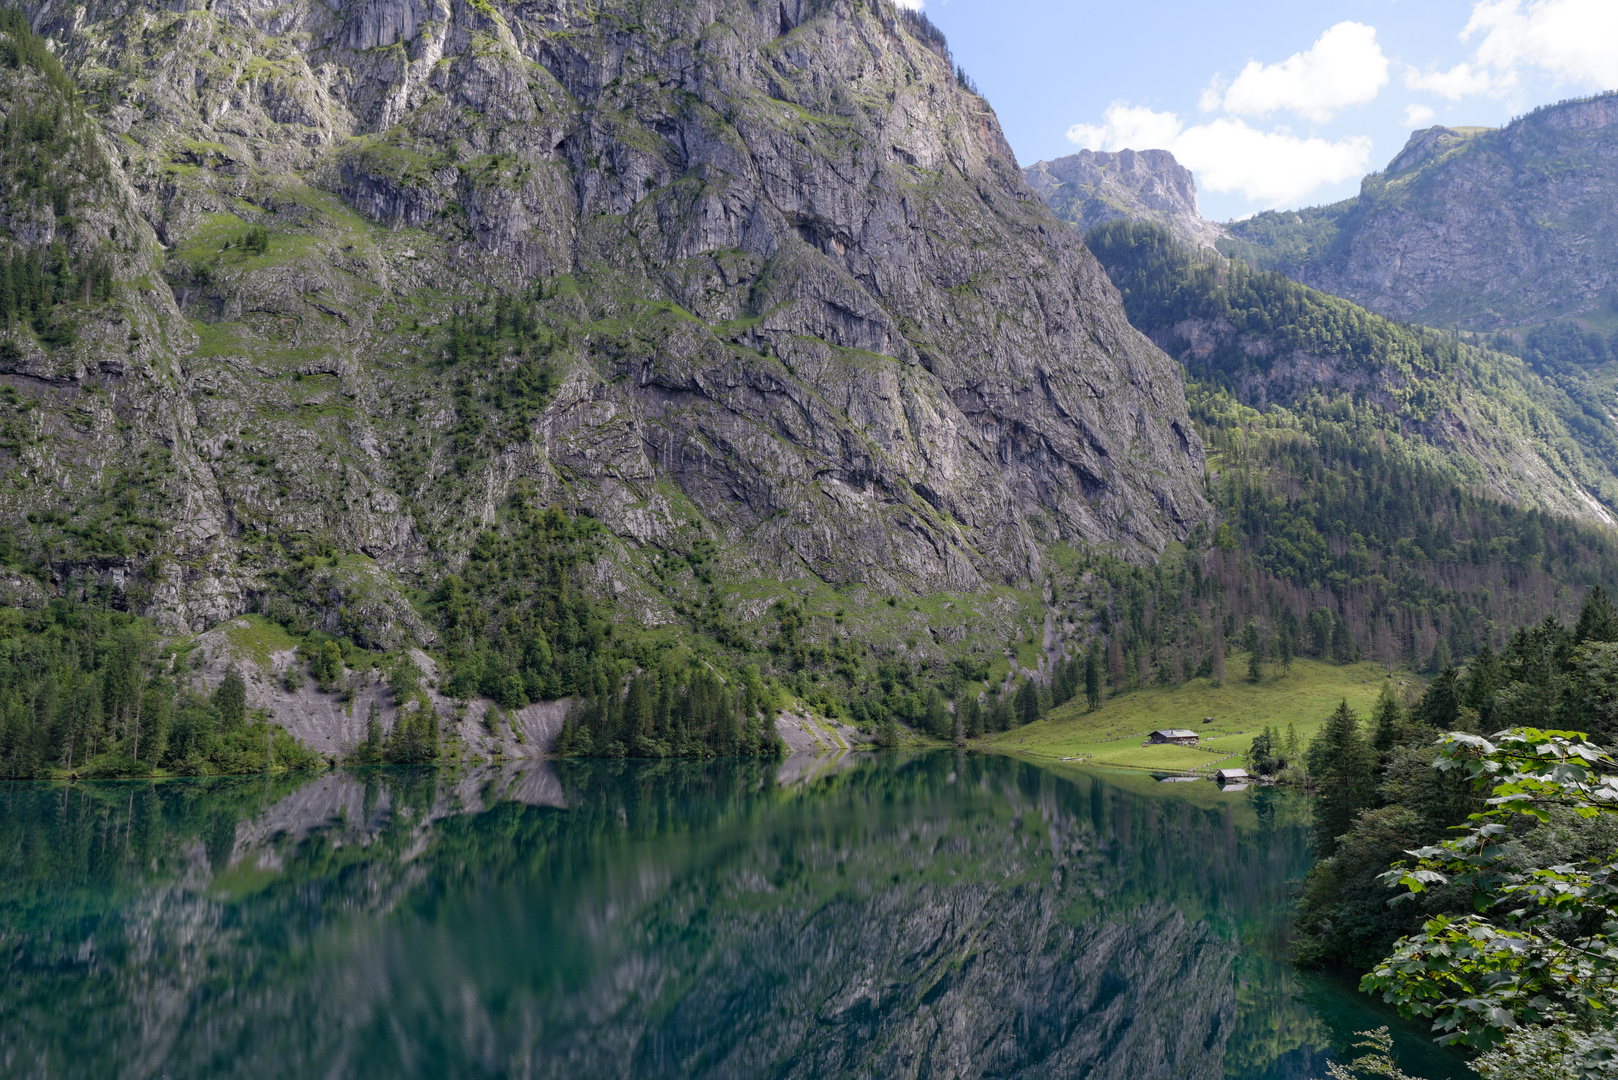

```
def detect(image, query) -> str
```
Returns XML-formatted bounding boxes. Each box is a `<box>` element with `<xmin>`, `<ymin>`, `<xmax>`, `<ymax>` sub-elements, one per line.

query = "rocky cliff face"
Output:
<box><xmin>1222</xmin><ymin>95</ymin><xmax>1618</xmax><ymax>331</ymax></box>
<box><xmin>1024</xmin><ymin>148</ymin><xmax>1224</xmax><ymax>251</ymax></box>
<box><xmin>1</xmin><ymin>0</ymin><xmax>1208</xmax><ymax>651</ymax></box>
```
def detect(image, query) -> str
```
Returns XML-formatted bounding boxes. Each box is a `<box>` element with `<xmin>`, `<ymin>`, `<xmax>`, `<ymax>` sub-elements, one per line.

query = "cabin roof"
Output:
<box><xmin>1216</xmin><ymin>768</ymin><xmax>1250</xmax><ymax>779</ymax></box>
<box><xmin>1153</xmin><ymin>729</ymin><xmax>1199</xmax><ymax>739</ymax></box>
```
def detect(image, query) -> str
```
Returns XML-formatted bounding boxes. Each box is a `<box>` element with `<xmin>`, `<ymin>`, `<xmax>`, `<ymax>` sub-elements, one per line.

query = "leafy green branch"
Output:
<box><xmin>1363</xmin><ymin>728</ymin><xmax>1618</xmax><ymax>1046</ymax></box>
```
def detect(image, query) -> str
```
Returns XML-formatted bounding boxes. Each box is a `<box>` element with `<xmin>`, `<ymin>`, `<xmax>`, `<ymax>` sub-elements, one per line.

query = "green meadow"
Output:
<box><xmin>988</xmin><ymin>654</ymin><xmax>1416</xmax><ymax>772</ymax></box>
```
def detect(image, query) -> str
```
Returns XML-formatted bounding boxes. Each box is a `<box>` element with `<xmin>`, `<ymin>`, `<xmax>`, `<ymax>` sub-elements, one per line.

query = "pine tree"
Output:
<box><xmin>1575</xmin><ymin>585</ymin><xmax>1618</xmax><ymax>645</ymax></box>
<box><xmin>1427</xmin><ymin>637</ymin><xmax>1452</xmax><ymax>675</ymax></box>
<box><xmin>1371</xmin><ymin>681</ymin><xmax>1403</xmax><ymax>752</ymax></box>
<box><xmin>1014</xmin><ymin>680</ymin><xmax>1040</xmax><ymax>726</ymax></box>
<box><xmin>1309</xmin><ymin>699</ymin><xmax>1375</xmax><ymax>856</ymax></box>
<box><xmin>876</xmin><ymin>711</ymin><xmax>898</xmax><ymax>748</ymax></box>
<box><xmin>925</xmin><ymin>687</ymin><xmax>948</xmax><ymax>738</ymax></box>
<box><xmin>1462</xmin><ymin>643</ymin><xmax>1502</xmax><ymax>729</ymax></box>
<box><xmin>1084</xmin><ymin>646</ymin><xmax>1102</xmax><ymax>712</ymax></box>
<box><xmin>1412</xmin><ymin>668</ymin><xmax>1461</xmax><ymax>731</ymax></box>
<box><xmin>1107</xmin><ymin>639</ymin><xmax>1126</xmax><ymax>691</ymax></box>
<box><xmin>215</xmin><ymin>665</ymin><xmax>247</xmax><ymax>732</ymax></box>
<box><xmin>963</xmin><ymin>695</ymin><xmax>982</xmax><ymax>738</ymax></box>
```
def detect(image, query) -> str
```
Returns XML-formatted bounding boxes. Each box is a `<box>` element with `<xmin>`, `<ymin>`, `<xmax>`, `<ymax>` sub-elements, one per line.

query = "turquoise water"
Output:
<box><xmin>0</xmin><ymin>753</ymin><xmax>1474</xmax><ymax>1079</ymax></box>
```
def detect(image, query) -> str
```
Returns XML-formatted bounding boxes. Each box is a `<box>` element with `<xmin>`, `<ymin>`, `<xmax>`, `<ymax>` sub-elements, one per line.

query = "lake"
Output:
<box><xmin>0</xmin><ymin>752</ymin><xmax>1474</xmax><ymax>1079</ymax></box>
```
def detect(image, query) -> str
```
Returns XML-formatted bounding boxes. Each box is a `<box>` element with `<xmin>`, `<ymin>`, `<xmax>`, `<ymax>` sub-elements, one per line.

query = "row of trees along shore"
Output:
<box><xmin>1291</xmin><ymin>586</ymin><xmax>1618</xmax><ymax>1080</ymax></box>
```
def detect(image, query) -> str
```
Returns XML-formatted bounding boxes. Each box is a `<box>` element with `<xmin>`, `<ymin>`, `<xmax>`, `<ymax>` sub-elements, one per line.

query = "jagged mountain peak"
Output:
<box><xmin>1023</xmin><ymin>147</ymin><xmax>1225</xmax><ymax>252</ymax></box>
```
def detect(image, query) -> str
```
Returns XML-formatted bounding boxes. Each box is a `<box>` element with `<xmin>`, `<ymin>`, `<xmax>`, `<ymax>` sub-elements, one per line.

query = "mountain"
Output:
<box><xmin>1076</xmin><ymin>220</ymin><xmax>1618</xmax><ymax>676</ymax></box>
<box><xmin>1086</xmin><ymin>221</ymin><xmax>1618</xmax><ymax>529</ymax></box>
<box><xmin>1218</xmin><ymin>94</ymin><xmax>1618</xmax><ymax>338</ymax></box>
<box><xmin>0</xmin><ymin>1</ymin><xmax>1206</xmax><ymax>655</ymax></box>
<box><xmin>1023</xmin><ymin>149</ymin><xmax>1225</xmax><ymax>251</ymax></box>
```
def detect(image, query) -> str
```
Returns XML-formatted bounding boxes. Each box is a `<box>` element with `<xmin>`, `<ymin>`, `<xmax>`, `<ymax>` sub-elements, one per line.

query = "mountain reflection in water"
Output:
<box><xmin>0</xmin><ymin>753</ymin><xmax>1474</xmax><ymax>1079</ymax></box>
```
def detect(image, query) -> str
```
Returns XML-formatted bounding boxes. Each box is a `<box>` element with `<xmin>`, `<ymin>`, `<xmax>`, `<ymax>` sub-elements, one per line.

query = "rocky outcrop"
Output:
<box><xmin>1024</xmin><ymin>149</ymin><xmax>1225</xmax><ymax>250</ymax></box>
<box><xmin>1</xmin><ymin>0</ymin><xmax>1209</xmax><ymax>648</ymax></box>
<box><xmin>1223</xmin><ymin>94</ymin><xmax>1618</xmax><ymax>330</ymax></box>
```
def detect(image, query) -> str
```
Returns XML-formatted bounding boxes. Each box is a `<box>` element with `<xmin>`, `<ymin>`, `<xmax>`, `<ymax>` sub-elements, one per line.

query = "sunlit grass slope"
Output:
<box><xmin>988</xmin><ymin>654</ymin><xmax>1416</xmax><ymax>772</ymax></box>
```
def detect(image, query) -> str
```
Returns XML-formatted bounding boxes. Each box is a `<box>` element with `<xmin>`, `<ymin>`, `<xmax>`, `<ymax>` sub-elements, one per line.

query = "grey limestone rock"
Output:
<box><xmin>1225</xmin><ymin>96</ymin><xmax>1618</xmax><ymax>330</ymax></box>
<box><xmin>2</xmin><ymin>0</ymin><xmax>1209</xmax><ymax>649</ymax></box>
<box><xmin>1024</xmin><ymin>148</ymin><xmax>1225</xmax><ymax>251</ymax></box>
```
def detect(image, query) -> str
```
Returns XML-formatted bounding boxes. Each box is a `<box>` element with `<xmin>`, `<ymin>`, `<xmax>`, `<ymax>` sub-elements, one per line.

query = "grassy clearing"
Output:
<box><xmin>223</xmin><ymin>614</ymin><xmax>301</xmax><ymax>672</ymax></box>
<box><xmin>989</xmin><ymin>654</ymin><xmax>1416</xmax><ymax>772</ymax></box>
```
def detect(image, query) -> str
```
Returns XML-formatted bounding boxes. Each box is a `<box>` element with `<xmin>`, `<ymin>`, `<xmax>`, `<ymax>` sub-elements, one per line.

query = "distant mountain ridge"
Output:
<box><xmin>1023</xmin><ymin>149</ymin><xmax>1224</xmax><ymax>251</ymax></box>
<box><xmin>1027</xmin><ymin>94</ymin><xmax>1618</xmax><ymax>347</ymax></box>
<box><xmin>1218</xmin><ymin>93</ymin><xmax>1618</xmax><ymax>335</ymax></box>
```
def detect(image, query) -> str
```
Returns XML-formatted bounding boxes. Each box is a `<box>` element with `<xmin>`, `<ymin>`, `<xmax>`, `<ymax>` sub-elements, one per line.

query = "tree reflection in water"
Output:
<box><xmin>0</xmin><ymin>755</ymin><xmax>1474</xmax><ymax>1079</ymax></box>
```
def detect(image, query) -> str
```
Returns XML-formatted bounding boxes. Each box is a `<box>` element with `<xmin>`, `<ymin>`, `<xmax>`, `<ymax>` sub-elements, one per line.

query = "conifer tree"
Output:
<box><xmin>1084</xmin><ymin>646</ymin><xmax>1102</xmax><ymax>712</ymax></box>
<box><xmin>1412</xmin><ymin>668</ymin><xmax>1461</xmax><ymax>731</ymax></box>
<box><xmin>1371</xmin><ymin>682</ymin><xmax>1403</xmax><ymax>752</ymax></box>
<box><xmin>215</xmin><ymin>665</ymin><xmax>247</xmax><ymax>733</ymax></box>
<box><xmin>1310</xmin><ymin>699</ymin><xmax>1375</xmax><ymax>856</ymax></box>
<box><xmin>1575</xmin><ymin>585</ymin><xmax>1618</xmax><ymax>645</ymax></box>
<box><xmin>962</xmin><ymin>695</ymin><xmax>982</xmax><ymax>738</ymax></box>
<box><xmin>876</xmin><ymin>711</ymin><xmax>898</xmax><ymax>749</ymax></box>
<box><xmin>1014</xmin><ymin>680</ymin><xmax>1040</xmax><ymax>726</ymax></box>
<box><xmin>925</xmin><ymin>687</ymin><xmax>948</xmax><ymax>738</ymax></box>
<box><xmin>1461</xmin><ymin>643</ymin><xmax>1502</xmax><ymax>728</ymax></box>
<box><xmin>364</xmin><ymin>699</ymin><xmax>384</xmax><ymax>762</ymax></box>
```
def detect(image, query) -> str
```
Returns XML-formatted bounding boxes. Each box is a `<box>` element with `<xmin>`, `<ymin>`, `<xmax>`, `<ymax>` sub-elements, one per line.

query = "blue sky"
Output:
<box><xmin>906</xmin><ymin>0</ymin><xmax>1618</xmax><ymax>221</ymax></box>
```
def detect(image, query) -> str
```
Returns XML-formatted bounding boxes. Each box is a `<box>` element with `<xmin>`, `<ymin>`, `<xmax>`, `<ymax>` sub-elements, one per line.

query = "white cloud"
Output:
<box><xmin>1403</xmin><ymin>103</ymin><xmax>1437</xmax><ymax>127</ymax></box>
<box><xmin>894</xmin><ymin>0</ymin><xmax>924</xmax><ymax>9</ymax></box>
<box><xmin>1066</xmin><ymin>103</ymin><xmax>1183</xmax><ymax>154</ymax></box>
<box><xmin>1208</xmin><ymin>22</ymin><xmax>1389</xmax><ymax>122</ymax></box>
<box><xmin>1404</xmin><ymin>61</ymin><xmax>1502</xmax><ymax>100</ymax></box>
<box><xmin>1066</xmin><ymin>103</ymin><xmax>1373</xmax><ymax>207</ymax></box>
<box><xmin>1464</xmin><ymin>0</ymin><xmax>1618</xmax><ymax>88</ymax></box>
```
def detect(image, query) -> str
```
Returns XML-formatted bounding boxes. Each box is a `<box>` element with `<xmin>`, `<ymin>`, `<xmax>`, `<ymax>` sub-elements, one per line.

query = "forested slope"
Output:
<box><xmin>1044</xmin><ymin>222</ymin><xmax>1618</xmax><ymax>716</ymax></box>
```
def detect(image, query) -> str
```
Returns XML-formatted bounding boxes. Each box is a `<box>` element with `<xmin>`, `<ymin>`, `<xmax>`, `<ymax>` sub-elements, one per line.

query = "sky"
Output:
<box><xmin>901</xmin><ymin>0</ymin><xmax>1618</xmax><ymax>221</ymax></box>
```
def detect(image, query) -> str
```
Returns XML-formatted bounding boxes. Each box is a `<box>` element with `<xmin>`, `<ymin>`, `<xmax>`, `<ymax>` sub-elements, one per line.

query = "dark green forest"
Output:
<box><xmin>0</xmin><ymin>600</ymin><xmax>320</xmax><ymax>779</ymax></box>
<box><xmin>1295</xmin><ymin>585</ymin><xmax>1618</xmax><ymax>969</ymax></box>
<box><xmin>1075</xmin><ymin>221</ymin><xmax>1618</xmax><ymax>701</ymax></box>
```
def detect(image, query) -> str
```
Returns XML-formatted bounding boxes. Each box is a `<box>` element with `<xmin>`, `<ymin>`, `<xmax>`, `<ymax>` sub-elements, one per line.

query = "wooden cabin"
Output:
<box><xmin>1148</xmin><ymin>729</ymin><xmax>1199</xmax><ymax>746</ymax></box>
<box><xmin>1215</xmin><ymin>768</ymin><xmax>1250</xmax><ymax>783</ymax></box>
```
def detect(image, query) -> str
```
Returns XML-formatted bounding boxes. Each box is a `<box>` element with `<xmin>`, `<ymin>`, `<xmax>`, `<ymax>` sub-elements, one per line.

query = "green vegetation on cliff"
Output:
<box><xmin>0</xmin><ymin>599</ymin><xmax>320</xmax><ymax>778</ymax></box>
<box><xmin>1088</xmin><ymin>219</ymin><xmax>1618</xmax><ymax>517</ymax></box>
